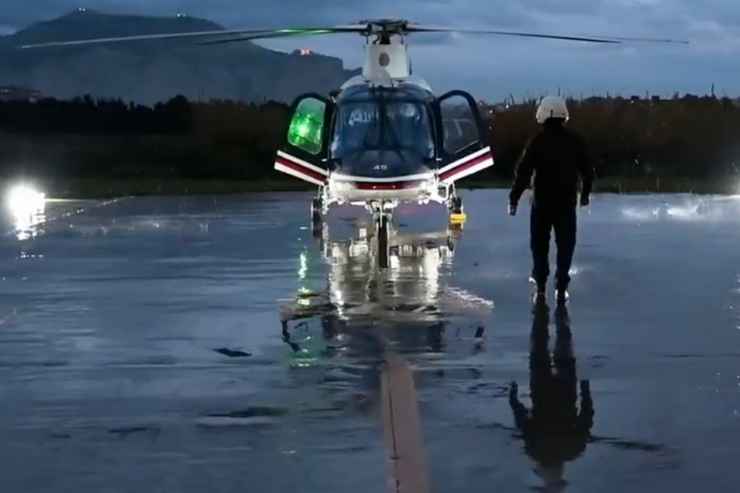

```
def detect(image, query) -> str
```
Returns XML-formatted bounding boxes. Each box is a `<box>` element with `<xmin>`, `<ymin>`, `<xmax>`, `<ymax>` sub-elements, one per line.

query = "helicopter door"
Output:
<box><xmin>436</xmin><ymin>90</ymin><xmax>494</xmax><ymax>184</ymax></box>
<box><xmin>275</xmin><ymin>94</ymin><xmax>332</xmax><ymax>186</ymax></box>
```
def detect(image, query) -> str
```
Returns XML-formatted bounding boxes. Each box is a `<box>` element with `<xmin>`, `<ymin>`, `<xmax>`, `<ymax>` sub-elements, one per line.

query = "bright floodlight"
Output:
<box><xmin>6</xmin><ymin>183</ymin><xmax>46</xmax><ymax>240</ymax></box>
<box><xmin>6</xmin><ymin>184</ymin><xmax>46</xmax><ymax>216</ymax></box>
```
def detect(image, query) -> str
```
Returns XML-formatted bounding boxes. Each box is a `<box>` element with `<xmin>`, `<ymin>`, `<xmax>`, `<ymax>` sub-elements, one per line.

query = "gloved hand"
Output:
<box><xmin>580</xmin><ymin>195</ymin><xmax>590</xmax><ymax>207</ymax></box>
<box><xmin>509</xmin><ymin>381</ymin><xmax>519</xmax><ymax>401</ymax></box>
<box><xmin>508</xmin><ymin>202</ymin><xmax>518</xmax><ymax>216</ymax></box>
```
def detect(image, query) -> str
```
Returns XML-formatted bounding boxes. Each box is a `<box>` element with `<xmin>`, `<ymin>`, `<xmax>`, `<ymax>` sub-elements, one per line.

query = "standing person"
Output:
<box><xmin>509</xmin><ymin>96</ymin><xmax>594</xmax><ymax>304</ymax></box>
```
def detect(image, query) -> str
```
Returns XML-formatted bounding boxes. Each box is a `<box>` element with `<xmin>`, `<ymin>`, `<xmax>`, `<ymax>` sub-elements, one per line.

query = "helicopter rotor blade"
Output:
<box><xmin>18</xmin><ymin>25</ymin><xmax>366</xmax><ymax>50</ymax></box>
<box><xmin>19</xmin><ymin>29</ymin><xmax>264</xmax><ymax>49</ymax></box>
<box><xmin>407</xmin><ymin>27</ymin><xmax>617</xmax><ymax>44</ymax></box>
<box><xmin>200</xmin><ymin>27</ymin><xmax>364</xmax><ymax>46</ymax></box>
<box><xmin>406</xmin><ymin>25</ymin><xmax>689</xmax><ymax>45</ymax></box>
<box><xmin>18</xmin><ymin>20</ymin><xmax>689</xmax><ymax>50</ymax></box>
<box><xmin>578</xmin><ymin>35</ymin><xmax>689</xmax><ymax>44</ymax></box>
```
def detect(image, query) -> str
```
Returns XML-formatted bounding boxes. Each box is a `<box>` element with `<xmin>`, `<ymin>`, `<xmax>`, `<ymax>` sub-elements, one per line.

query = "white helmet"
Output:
<box><xmin>536</xmin><ymin>95</ymin><xmax>570</xmax><ymax>124</ymax></box>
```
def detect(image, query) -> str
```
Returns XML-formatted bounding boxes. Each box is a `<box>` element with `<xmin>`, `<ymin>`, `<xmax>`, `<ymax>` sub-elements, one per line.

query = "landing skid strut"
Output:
<box><xmin>377</xmin><ymin>212</ymin><xmax>390</xmax><ymax>269</ymax></box>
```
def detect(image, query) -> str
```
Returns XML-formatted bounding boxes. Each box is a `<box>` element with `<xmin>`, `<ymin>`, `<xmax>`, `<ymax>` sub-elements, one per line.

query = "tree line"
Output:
<box><xmin>487</xmin><ymin>95</ymin><xmax>740</xmax><ymax>187</ymax></box>
<box><xmin>1</xmin><ymin>94</ymin><xmax>739</xmax><ymax>190</ymax></box>
<box><xmin>0</xmin><ymin>96</ymin><xmax>289</xmax><ymax>180</ymax></box>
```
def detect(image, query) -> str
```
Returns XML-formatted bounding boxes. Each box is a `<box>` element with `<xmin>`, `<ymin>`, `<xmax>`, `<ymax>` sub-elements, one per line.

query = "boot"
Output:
<box><xmin>532</xmin><ymin>283</ymin><xmax>547</xmax><ymax>305</ymax></box>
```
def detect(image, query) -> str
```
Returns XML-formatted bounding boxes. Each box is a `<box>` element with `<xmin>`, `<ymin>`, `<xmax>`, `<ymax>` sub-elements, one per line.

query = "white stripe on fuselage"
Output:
<box><xmin>437</xmin><ymin>147</ymin><xmax>492</xmax><ymax>175</ymax></box>
<box><xmin>439</xmin><ymin>157</ymin><xmax>494</xmax><ymax>184</ymax></box>
<box><xmin>275</xmin><ymin>162</ymin><xmax>326</xmax><ymax>186</ymax></box>
<box><xmin>276</xmin><ymin>150</ymin><xmax>329</xmax><ymax>177</ymax></box>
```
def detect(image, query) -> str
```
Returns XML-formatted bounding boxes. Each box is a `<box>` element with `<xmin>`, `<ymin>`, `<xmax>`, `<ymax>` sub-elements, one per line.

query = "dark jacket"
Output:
<box><xmin>510</xmin><ymin>121</ymin><xmax>594</xmax><ymax>209</ymax></box>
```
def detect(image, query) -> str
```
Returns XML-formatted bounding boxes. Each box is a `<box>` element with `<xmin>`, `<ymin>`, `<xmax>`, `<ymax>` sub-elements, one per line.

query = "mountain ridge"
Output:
<box><xmin>0</xmin><ymin>10</ymin><xmax>357</xmax><ymax>103</ymax></box>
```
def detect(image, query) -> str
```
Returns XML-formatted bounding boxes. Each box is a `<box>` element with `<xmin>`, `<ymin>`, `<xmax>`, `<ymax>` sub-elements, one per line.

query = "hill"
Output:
<box><xmin>0</xmin><ymin>9</ymin><xmax>357</xmax><ymax>103</ymax></box>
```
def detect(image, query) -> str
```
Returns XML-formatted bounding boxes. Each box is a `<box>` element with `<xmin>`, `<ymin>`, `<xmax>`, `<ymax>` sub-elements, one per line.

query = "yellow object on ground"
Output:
<box><xmin>449</xmin><ymin>212</ymin><xmax>467</xmax><ymax>224</ymax></box>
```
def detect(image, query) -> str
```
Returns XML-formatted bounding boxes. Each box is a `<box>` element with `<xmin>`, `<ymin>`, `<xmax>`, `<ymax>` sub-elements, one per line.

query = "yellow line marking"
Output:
<box><xmin>382</xmin><ymin>354</ymin><xmax>430</xmax><ymax>493</ymax></box>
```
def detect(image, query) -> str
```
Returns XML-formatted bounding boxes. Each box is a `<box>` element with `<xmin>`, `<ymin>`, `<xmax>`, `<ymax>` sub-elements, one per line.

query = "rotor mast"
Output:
<box><xmin>360</xmin><ymin>20</ymin><xmax>412</xmax><ymax>84</ymax></box>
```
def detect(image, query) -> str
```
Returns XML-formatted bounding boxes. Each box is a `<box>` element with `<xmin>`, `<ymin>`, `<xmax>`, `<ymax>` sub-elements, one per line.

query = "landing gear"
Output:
<box><xmin>311</xmin><ymin>196</ymin><xmax>323</xmax><ymax>237</ymax></box>
<box><xmin>311</xmin><ymin>197</ymin><xmax>322</xmax><ymax>222</ymax></box>
<box><xmin>449</xmin><ymin>193</ymin><xmax>467</xmax><ymax>228</ymax></box>
<box><xmin>377</xmin><ymin>213</ymin><xmax>390</xmax><ymax>269</ymax></box>
<box><xmin>450</xmin><ymin>195</ymin><xmax>464</xmax><ymax>215</ymax></box>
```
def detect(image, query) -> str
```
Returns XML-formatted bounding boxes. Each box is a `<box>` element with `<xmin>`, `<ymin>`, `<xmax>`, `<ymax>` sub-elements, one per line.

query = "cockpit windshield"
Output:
<box><xmin>330</xmin><ymin>99</ymin><xmax>435</xmax><ymax>162</ymax></box>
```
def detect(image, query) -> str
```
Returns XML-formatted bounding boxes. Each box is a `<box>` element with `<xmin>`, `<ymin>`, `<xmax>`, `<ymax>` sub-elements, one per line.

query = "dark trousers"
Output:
<box><xmin>530</xmin><ymin>205</ymin><xmax>577</xmax><ymax>291</ymax></box>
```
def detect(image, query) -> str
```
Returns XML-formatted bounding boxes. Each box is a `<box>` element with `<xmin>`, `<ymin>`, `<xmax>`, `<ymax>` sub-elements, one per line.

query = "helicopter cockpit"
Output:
<box><xmin>329</xmin><ymin>86</ymin><xmax>436</xmax><ymax>179</ymax></box>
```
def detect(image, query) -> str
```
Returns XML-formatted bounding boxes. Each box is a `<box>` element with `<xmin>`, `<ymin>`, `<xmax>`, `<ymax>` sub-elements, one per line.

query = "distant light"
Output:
<box><xmin>299</xmin><ymin>48</ymin><xmax>313</xmax><ymax>56</ymax></box>
<box><xmin>77</xmin><ymin>7</ymin><xmax>87</xmax><ymax>13</ymax></box>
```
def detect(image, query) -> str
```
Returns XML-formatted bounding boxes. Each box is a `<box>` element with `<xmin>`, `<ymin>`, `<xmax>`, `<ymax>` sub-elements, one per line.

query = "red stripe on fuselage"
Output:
<box><xmin>439</xmin><ymin>152</ymin><xmax>492</xmax><ymax>181</ymax></box>
<box><xmin>275</xmin><ymin>157</ymin><xmax>327</xmax><ymax>183</ymax></box>
<box><xmin>354</xmin><ymin>180</ymin><xmax>425</xmax><ymax>191</ymax></box>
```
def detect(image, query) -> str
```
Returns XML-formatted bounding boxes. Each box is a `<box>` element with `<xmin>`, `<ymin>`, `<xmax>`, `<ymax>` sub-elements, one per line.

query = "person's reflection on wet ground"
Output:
<box><xmin>509</xmin><ymin>303</ymin><xmax>594</xmax><ymax>491</ymax></box>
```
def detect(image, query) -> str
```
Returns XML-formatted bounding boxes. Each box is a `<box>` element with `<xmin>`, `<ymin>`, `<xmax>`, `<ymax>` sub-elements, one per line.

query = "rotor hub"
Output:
<box><xmin>357</xmin><ymin>19</ymin><xmax>410</xmax><ymax>39</ymax></box>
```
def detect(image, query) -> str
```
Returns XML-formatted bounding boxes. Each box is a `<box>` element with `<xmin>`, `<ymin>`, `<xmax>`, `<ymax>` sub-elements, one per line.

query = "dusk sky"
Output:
<box><xmin>1</xmin><ymin>1</ymin><xmax>739</xmax><ymax>101</ymax></box>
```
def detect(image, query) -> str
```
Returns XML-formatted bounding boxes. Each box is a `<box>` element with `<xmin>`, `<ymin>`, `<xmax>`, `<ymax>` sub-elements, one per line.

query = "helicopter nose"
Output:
<box><xmin>372</xmin><ymin>162</ymin><xmax>432</xmax><ymax>175</ymax></box>
<box><xmin>353</xmin><ymin>178</ymin><xmax>429</xmax><ymax>191</ymax></box>
<box><xmin>335</xmin><ymin>151</ymin><xmax>433</xmax><ymax>179</ymax></box>
<box><xmin>368</xmin><ymin>159</ymin><xmax>434</xmax><ymax>179</ymax></box>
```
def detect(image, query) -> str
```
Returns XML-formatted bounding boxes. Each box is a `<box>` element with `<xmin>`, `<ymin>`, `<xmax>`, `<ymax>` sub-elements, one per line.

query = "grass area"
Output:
<box><xmin>2</xmin><ymin>175</ymin><xmax>737</xmax><ymax>199</ymax></box>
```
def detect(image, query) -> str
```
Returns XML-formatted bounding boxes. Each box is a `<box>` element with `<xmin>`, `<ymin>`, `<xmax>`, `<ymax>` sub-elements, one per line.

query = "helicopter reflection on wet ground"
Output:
<box><xmin>2</xmin><ymin>190</ymin><xmax>740</xmax><ymax>492</ymax></box>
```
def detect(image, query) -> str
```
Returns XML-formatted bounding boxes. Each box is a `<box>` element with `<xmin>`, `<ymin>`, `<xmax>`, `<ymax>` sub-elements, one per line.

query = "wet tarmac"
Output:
<box><xmin>1</xmin><ymin>190</ymin><xmax>740</xmax><ymax>492</ymax></box>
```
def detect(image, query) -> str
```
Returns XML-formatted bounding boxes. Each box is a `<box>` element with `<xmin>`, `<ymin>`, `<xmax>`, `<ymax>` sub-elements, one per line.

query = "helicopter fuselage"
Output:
<box><xmin>325</xmin><ymin>79</ymin><xmax>442</xmax><ymax>209</ymax></box>
<box><xmin>275</xmin><ymin>76</ymin><xmax>494</xmax><ymax>215</ymax></box>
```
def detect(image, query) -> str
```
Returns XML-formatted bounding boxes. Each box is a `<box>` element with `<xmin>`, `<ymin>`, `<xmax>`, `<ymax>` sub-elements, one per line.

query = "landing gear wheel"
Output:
<box><xmin>377</xmin><ymin>214</ymin><xmax>389</xmax><ymax>269</ymax></box>
<box><xmin>311</xmin><ymin>198</ymin><xmax>323</xmax><ymax>237</ymax></box>
<box><xmin>451</xmin><ymin>196</ymin><xmax>464</xmax><ymax>214</ymax></box>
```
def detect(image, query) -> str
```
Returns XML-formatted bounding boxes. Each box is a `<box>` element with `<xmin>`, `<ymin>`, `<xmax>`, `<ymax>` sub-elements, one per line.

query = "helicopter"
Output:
<box><xmin>20</xmin><ymin>19</ymin><xmax>686</xmax><ymax>267</ymax></box>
